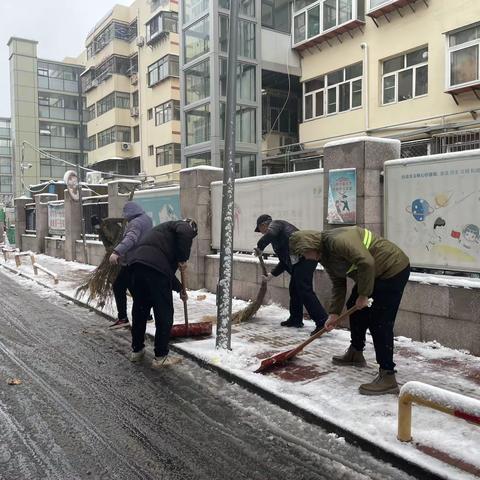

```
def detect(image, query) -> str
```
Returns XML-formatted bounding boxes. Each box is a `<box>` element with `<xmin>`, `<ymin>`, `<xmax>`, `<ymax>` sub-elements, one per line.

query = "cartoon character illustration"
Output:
<box><xmin>426</xmin><ymin>217</ymin><xmax>447</xmax><ymax>251</ymax></box>
<box><xmin>461</xmin><ymin>224</ymin><xmax>479</xmax><ymax>249</ymax></box>
<box><xmin>159</xmin><ymin>203</ymin><xmax>178</xmax><ymax>223</ymax></box>
<box><xmin>434</xmin><ymin>192</ymin><xmax>453</xmax><ymax>208</ymax></box>
<box><xmin>406</xmin><ymin>198</ymin><xmax>434</xmax><ymax>222</ymax></box>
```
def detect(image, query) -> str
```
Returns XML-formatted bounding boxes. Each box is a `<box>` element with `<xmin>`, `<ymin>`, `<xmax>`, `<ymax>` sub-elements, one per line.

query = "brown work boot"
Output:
<box><xmin>332</xmin><ymin>345</ymin><xmax>367</xmax><ymax>367</ymax></box>
<box><xmin>359</xmin><ymin>369</ymin><xmax>400</xmax><ymax>396</ymax></box>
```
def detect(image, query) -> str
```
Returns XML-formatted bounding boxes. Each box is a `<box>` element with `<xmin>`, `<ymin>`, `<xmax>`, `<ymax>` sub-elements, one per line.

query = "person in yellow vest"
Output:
<box><xmin>289</xmin><ymin>227</ymin><xmax>410</xmax><ymax>395</ymax></box>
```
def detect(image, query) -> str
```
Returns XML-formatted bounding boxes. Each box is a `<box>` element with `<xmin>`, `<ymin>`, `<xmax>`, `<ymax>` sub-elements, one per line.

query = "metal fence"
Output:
<box><xmin>25</xmin><ymin>204</ymin><xmax>36</xmax><ymax>233</ymax></box>
<box><xmin>82</xmin><ymin>196</ymin><xmax>108</xmax><ymax>235</ymax></box>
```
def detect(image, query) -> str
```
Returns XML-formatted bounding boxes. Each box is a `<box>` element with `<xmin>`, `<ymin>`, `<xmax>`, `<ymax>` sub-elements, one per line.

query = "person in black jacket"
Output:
<box><xmin>255</xmin><ymin>214</ymin><xmax>327</xmax><ymax>334</ymax></box>
<box><xmin>127</xmin><ymin>218</ymin><xmax>197</xmax><ymax>368</ymax></box>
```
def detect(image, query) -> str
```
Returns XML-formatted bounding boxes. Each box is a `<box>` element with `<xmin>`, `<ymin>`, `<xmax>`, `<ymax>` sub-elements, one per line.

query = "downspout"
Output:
<box><xmin>361</xmin><ymin>42</ymin><xmax>369</xmax><ymax>133</ymax></box>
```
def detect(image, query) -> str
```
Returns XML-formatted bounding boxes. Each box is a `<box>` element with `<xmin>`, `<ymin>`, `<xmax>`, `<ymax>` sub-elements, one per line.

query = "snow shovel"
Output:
<box><xmin>254</xmin><ymin>303</ymin><xmax>366</xmax><ymax>373</ymax></box>
<box><xmin>170</xmin><ymin>268</ymin><xmax>213</xmax><ymax>338</ymax></box>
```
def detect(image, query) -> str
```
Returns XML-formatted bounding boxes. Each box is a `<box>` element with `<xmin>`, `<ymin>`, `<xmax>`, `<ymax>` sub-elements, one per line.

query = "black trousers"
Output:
<box><xmin>346</xmin><ymin>265</ymin><xmax>410</xmax><ymax>371</ymax></box>
<box><xmin>289</xmin><ymin>258</ymin><xmax>328</xmax><ymax>326</ymax></box>
<box><xmin>112</xmin><ymin>266</ymin><xmax>130</xmax><ymax>320</ymax></box>
<box><xmin>129</xmin><ymin>263</ymin><xmax>174</xmax><ymax>357</ymax></box>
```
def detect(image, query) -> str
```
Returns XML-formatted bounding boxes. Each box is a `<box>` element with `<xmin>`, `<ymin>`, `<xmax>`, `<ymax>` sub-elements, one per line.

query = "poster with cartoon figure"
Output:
<box><xmin>327</xmin><ymin>168</ymin><xmax>357</xmax><ymax>224</ymax></box>
<box><xmin>385</xmin><ymin>153</ymin><xmax>480</xmax><ymax>272</ymax></box>
<box><xmin>133</xmin><ymin>186</ymin><xmax>180</xmax><ymax>226</ymax></box>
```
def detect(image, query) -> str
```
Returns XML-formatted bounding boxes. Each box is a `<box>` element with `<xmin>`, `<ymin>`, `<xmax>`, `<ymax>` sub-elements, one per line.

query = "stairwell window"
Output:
<box><xmin>448</xmin><ymin>24</ymin><xmax>480</xmax><ymax>89</ymax></box>
<box><xmin>382</xmin><ymin>47</ymin><xmax>428</xmax><ymax>105</ymax></box>
<box><xmin>303</xmin><ymin>61</ymin><xmax>362</xmax><ymax>120</ymax></box>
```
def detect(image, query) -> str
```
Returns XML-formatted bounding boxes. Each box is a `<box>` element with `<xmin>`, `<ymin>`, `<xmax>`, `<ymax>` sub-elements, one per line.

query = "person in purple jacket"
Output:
<box><xmin>108</xmin><ymin>201</ymin><xmax>153</xmax><ymax>327</ymax></box>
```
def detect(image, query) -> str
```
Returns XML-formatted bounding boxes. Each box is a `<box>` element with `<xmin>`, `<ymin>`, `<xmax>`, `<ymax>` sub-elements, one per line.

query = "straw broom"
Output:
<box><xmin>204</xmin><ymin>254</ymin><xmax>269</xmax><ymax>325</ymax></box>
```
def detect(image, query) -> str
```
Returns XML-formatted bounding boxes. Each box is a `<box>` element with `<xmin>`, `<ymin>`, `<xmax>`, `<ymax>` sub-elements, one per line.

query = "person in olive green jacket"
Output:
<box><xmin>289</xmin><ymin>226</ymin><xmax>410</xmax><ymax>395</ymax></box>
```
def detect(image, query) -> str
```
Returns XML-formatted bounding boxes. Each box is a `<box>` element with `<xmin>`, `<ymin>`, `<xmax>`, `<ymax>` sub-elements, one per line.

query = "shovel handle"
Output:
<box><xmin>258</xmin><ymin>255</ymin><xmax>268</xmax><ymax>276</ymax></box>
<box><xmin>180</xmin><ymin>267</ymin><xmax>188</xmax><ymax>327</ymax></box>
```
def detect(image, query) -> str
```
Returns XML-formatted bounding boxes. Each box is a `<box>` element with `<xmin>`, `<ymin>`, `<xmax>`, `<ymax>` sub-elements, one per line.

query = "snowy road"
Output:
<box><xmin>0</xmin><ymin>271</ymin><xmax>417</xmax><ymax>480</ymax></box>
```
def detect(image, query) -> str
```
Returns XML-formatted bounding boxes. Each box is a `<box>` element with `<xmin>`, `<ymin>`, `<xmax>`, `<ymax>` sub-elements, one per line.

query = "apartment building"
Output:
<box><xmin>179</xmin><ymin>0</ymin><xmax>302</xmax><ymax>176</ymax></box>
<box><xmin>0</xmin><ymin>118</ymin><xmax>13</xmax><ymax>205</ymax></box>
<box><xmin>83</xmin><ymin>0</ymin><xmax>181</xmax><ymax>185</ymax></box>
<box><xmin>8</xmin><ymin>38</ymin><xmax>86</xmax><ymax>197</ymax></box>
<box><xmin>293</xmin><ymin>0</ymin><xmax>480</xmax><ymax>157</ymax></box>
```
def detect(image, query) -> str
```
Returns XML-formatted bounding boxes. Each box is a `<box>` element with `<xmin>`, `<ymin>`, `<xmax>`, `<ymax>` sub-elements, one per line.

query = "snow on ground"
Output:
<box><xmin>1</xmin><ymin>253</ymin><xmax>479</xmax><ymax>480</ymax></box>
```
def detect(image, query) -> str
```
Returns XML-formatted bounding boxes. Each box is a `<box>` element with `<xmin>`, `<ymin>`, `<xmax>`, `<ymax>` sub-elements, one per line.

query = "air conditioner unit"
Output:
<box><xmin>86</xmin><ymin>171</ymin><xmax>103</xmax><ymax>184</ymax></box>
<box><xmin>130</xmin><ymin>107</ymin><xmax>139</xmax><ymax>117</ymax></box>
<box><xmin>130</xmin><ymin>73</ymin><xmax>138</xmax><ymax>85</ymax></box>
<box><xmin>121</xmin><ymin>142</ymin><xmax>131</xmax><ymax>151</ymax></box>
<box><xmin>136</xmin><ymin>36</ymin><xmax>145</xmax><ymax>47</ymax></box>
<box><xmin>91</xmin><ymin>79</ymin><xmax>99</xmax><ymax>87</ymax></box>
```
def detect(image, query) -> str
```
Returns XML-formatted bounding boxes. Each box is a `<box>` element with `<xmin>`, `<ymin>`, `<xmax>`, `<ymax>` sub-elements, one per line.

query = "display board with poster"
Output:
<box><xmin>384</xmin><ymin>151</ymin><xmax>480</xmax><ymax>272</ymax></box>
<box><xmin>133</xmin><ymin>186</ymin><xmax>180</xmax><ymax>226</ymax></box>
<box><xmin>327</xmin><ymin>168</ymin><xmax>356</xmax><ymax>225</ymax></box>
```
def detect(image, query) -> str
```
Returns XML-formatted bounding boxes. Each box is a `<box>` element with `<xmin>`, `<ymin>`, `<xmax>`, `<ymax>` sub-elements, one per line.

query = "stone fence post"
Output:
<box><xmin>13</xmin><ymin>196</ymin><xmax>31</xmax><ymax>250</ymax></box>
<box><xmin>323</xmin><ymin>137</ymin><xmax>400</xmax><ymax>236</ymax></box>
<box><xmin>34</xmin><ymin>193</ymin><xmax>57</xmax><ymax>253</ymax></box>
<box><xmin>64</xmin><ymin>189</ymin><xmax>82</xmax><ymax>261</ymax></box>
<box><xmin>180</xmin><ymin>166</ymin><xmax>223</xmax><ymax>290</ymax></box>
<box><xmin>107</xmin><ymin>180</ymin><xmax>141</xmax><ymax>218</ymax></box>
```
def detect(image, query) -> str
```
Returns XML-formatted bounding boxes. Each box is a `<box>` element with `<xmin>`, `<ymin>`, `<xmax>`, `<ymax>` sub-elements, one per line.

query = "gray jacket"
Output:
<box><xmin>114</xmin><ymin>201</ymin><xmax>153</xmax><ymax>265</ymax></box>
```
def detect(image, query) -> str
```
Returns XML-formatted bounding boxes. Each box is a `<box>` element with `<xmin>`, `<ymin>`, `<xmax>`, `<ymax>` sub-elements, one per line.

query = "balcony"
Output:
<box><xmin>292</xmin><ymin>0</ymin><xmax>365</xmax><ymax>51</ymax></box>
<box><xmin>367</xmin><ymin>0</ymin><xmax>427</xmax><ymax>20</ymax></box>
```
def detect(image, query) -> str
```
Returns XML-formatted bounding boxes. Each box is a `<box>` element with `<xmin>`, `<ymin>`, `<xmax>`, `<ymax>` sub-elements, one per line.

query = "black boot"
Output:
<box><xmin>280</xmin><ymin>318</ymin><xmax>304</xmax><ymax>328</ymax></box>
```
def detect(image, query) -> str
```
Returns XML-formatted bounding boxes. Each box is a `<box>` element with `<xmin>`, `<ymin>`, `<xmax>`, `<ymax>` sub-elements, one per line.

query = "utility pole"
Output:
<box><xmin>216</xmin><ymin>0</ymin><xmax>239</xmax><ymax>350</ymax></box>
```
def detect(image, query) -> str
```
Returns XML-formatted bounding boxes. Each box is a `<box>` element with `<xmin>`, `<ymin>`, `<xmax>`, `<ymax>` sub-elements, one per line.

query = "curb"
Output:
<box><xmin>0</xmin><ymin>262</ymin><xmax>450</xmax><ymax>480</ymax></box>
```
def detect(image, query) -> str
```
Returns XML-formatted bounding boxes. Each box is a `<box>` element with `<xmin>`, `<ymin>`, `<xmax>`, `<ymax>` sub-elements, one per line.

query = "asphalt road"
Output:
<box><xmin>0</xmin><ymin>271</ymin><xmax>417</xmax><ymax>480</ymax></box>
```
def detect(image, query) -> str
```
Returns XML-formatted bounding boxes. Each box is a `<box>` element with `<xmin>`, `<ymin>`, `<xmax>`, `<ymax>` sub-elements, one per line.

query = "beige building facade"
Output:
<box><xmin>294</xmin><ymin>0</ymin><xmax>480</xmax><ymax>155</ymax></box>
<box><xmin>83</xmin><ymin>0</ymin><xmax>181</xmax><ymax>185</ymax></box>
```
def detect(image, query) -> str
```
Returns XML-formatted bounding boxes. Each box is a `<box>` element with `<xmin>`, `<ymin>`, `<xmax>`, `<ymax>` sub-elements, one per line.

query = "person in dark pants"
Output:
<box><xmin>108</xmin><ymin>202</ymin><xmax>153</xmax><ymax>327</ymax></box>
<box><xmin>254</xmin><ymin>214</ymin><xmax>327</xmax><ymax>334</ymax></box>
<box><xmin>127</xmin><ymin>219</ymin><xmax>197</xmax><ymax>368</ymax></box>
<box><xmin>290</xmin><ymin>227</ymin><xmax>410</xmax><ymax>395</ymax></box>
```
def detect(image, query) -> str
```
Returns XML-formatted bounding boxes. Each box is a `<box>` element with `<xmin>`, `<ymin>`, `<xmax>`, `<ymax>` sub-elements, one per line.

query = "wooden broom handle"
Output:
<box><xmin>258</xmin><ymin>254</ymin><xmax>268</xmax><ymax>276</ymax></box>
<box><xmin>180</xmin><ymin>267</ymin><xmax>188</xmax><ymax>327</ymax></box>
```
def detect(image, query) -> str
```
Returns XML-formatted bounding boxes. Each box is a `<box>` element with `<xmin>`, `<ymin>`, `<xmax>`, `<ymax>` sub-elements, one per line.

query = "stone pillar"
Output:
<box><xmin>14</xmin><ymin>196</ymin><xmax>31</xmax><ymax>250</ymax></box>
<box><xmin>323</xmin><ymin>137</ymin><xmax>400</xmax><ymax>236</ymax></box>
<box><xmin>64</xmin><ymin>189</ymin><xmax>82</xmax><ymax>261</ymax></box>
<box><xmin>107</xmin><ymin>180</ymin><xmax>141</xmax><ymax>218</ymax></box>
<box><xmin>34</xmin><ymin>193</ymin><xmax>57</xmax><ymax>253</ymax></box>
<box><xmin>180</xmin><ymin>166</ymin><xmax>223</xmax><ymax>290</ymax></box>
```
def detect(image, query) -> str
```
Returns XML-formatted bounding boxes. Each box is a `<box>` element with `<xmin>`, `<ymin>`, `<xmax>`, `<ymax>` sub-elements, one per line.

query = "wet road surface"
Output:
<box><xmin>0</xmin><ymin>271</ymin><xmax>417</xmax><ymax>480</ymax></box>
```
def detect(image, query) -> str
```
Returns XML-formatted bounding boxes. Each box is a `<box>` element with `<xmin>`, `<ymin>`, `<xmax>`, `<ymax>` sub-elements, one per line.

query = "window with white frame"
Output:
<box><xmin>303</xmin><ymin>62</ymin><xmax>362</xmax><ymax>120</ymax></box>
<box><xmin>382</xmin><ymin>47</ymin><xmax>428</xmax><ymax>105</ymax></box>
<box><xmin>448</xmin><ymin>24</ymin><xmax>480</xmax><ymax>89</ymax></box>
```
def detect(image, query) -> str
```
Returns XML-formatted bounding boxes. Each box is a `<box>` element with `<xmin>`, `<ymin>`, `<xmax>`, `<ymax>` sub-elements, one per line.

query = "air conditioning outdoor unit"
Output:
<box><xmin>130</xmin><ymin>73</ymin><xmax>138</xmax><ymax>85</ymax></box>
<box><xmin>130</xmin><ymin>107</ymin><xmax>139</xmax><ymax>117</ymax></box>
<box><xmin>86</xmin><ymin>171</ymin><xmax>103</xmax><ymax>184</ymax></box>
<box><xmin>91</xmin><ymin>79</ymin><xmax>99</xmax><ymax>87</ymax></box>
<box><xmin>121</xmin><ymin>142</ymin><xmax>131</xmax><ymax>151</ymax></box>
<box><xmin>136</xmin><ymin>36</ymin><xmax>145</xmax><ymax>47</ymax></box>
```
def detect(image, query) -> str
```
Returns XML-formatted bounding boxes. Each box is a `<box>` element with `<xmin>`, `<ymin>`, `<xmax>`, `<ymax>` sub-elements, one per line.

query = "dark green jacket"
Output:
<box><xmin>290</xmin><ymin>227</ymin><xmax>409</xmax><ymax>314</ymax></box>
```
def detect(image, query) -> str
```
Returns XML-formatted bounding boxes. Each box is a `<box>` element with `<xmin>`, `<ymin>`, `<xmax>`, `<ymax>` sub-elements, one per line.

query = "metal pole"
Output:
<box><xmin>216</xmin><ymin>0</ymin><xmax>239</xmax><ymax>350</ymax></box>
<box><xmin>77</xmin><ymin>75</ymin><xmax>88</xmax><ymax>264</ymax></box>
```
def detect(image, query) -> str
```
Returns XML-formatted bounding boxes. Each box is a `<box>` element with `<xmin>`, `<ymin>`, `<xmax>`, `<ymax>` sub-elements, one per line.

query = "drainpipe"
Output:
<box><xmin>361</xmin><ymin>42</ymin><xmax>369</xmax><ymax>133</ymax></box>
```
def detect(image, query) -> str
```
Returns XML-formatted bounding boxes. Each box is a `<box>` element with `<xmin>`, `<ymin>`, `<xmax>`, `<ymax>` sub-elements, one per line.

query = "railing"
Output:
<box><xmin>398</xmin><ymin>381</ymin><xmax>480</xmax><ymax>442</ymax></box>
<box><xmin>25</xmin><ymin>204</ymin><xmax>36</xmax><ymax>234</ymax></box>
<box><xmin>48</xmin><ymin>200</ymin><xmax>65</xmax><ymax>236</ymax></box>
<box><xmin>82</xmin><ymin>195</ymin><xmax>108</xmax><ymax>235</ymax></box>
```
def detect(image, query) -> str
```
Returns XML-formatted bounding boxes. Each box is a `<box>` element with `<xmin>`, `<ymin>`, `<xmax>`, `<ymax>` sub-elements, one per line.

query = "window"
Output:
<box><xmin>148</xmin><ymin>55</ymin><xmax>179</xmax><ymax>87</ymax></box>
<box><xmin>133</xmin><ymin>126</ymin><xmax>140</xmax><ymax>143</ymax></box>
<box><xmin>88</xmin><ymin>135</ymin><xmax>97</xmax><ymax>151</ymax></box>
<box><xmin>221</xmin><ymin>152</ymin><xmax>256</xmax><ymax>178</ymax></box>
<box><xmin>87</xmin><ymin>104</ymin><xmax>96</xmax><ymax>121</ymax></box>
<box><xmin>368</xmin><ymin>0</ymin><xmax>390</xmax><ymax>9</ymax></box>
<box><xmin>155</xmin><ymin>100</ymin><xmax>180</xmax><ymax>126</ymax></box>
<box><xmin>0</xmin><ymin>139</ymin><xmax>11</xmax><ymax>156</ymax></box>
<box><xmin>98</xmin><ymin>126</ymin><xmax>131</xmax><ymax>147</ymax></box>
<box><xmin>148</xmin><ymin>108</ymin><xmax>153</xmax><ymax>120</ymax></box>
<box><xmin>448</xmin><ymin>24</ymin><xmax>480</xmax><ymax>89</ymax></box>
<box><xmin>37</xmin><ymin>61</ymin><xmax>81</xmax><ymax>92</ymax></box>
<box><xmin>219</xmin><ymin>16</ymin><xmax>256</xmax><ymax>59</ymax></box>
<box><xmin>261</xmin><ymin>0</ymin><xmax>290</xmax><ymax>33</ymax></box>
<box><xmin>0</xmin><ymin>176</ymin><xmax>12</xmax><ymax>193</ymax></box>
<box><xmin>86</xmin><ymin>21</ymin><xmax>133</xmax><ymax>59</ymax></box>
<box><xmin>147</xmin><ymin>11</ymin><xmax>178</xmax><ymax>44</ymax></box>
<box><xmin>303</xmin><ymin>62</ymin><xmax>362</xmax><ymax>120</ymax></box>
<box><xmin>186</xmin><ymin>104</ymin><xmax>210</xmax><ymax>145</ymax></box>
<box><xmin>182</xmin><ymin>0</ymin><xmax>208</xmax><ymax>24</ymax></box>
<box><xmin>0</xmin><ymin>157</ymin><xmax>11</xmax><ymax>174</ymax></box>
<box><xmin>382</xmin><ymin>47</ymin><xmax>428</xmax><ymax>104</ymax></box>
<box><xmin>220</xmin><ymin>59</ymin><xmax>256</xmax><ymax>101</ymax></box>
<box><xmin>220</xmin><ymin>104</ymin><xmax>256</xmax><ymax>143</ymax></box>
<box><xmin>148</xmin><ymin>145</ymin><xmax>154</xmax><ymax>156</ymax></box>
<box><xmin>293</xmin><ymin>0</ymin><xmax>359</xmax><ymax>46</ymax></box>
<box><xmin>185</xmin><ymin>60</ymin><xmax>210</xmax><ymax>104</ymax></box>
<box><xmin>96</xmin><ymin>92</ymin><xmax>130</xmax><ymax>116</ymax></box>
<box><xmin>155</xmin><ymin>143</ymin><xmax>181</xmax><ymax>167</ymax></box>
<box><xmin>219</xmin><ymin>0</ymin><xmax>255</xmax><ymax>17</ymax></box>
<box><xmin>186</xmin><ymin>152</ymin><xmax>211</xmax><ymax>167</ymax></box>
<box><xmin>132</xmin><ymin>91</ymin><xmax>139</xmax><ymax>108</ymax></box>
<box><xmin>184</xmin><ymin>16</ymin><xmax>209</xmax><ymax>64</ymax></box>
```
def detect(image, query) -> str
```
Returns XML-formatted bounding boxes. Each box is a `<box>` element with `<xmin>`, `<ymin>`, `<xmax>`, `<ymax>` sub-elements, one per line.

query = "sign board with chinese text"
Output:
<box><xmin>48</xmin><ymin>202</ymin><xmax>65</xmax><ymax>235</ymax></box>
<box><xmin>211</xmin><ymin>169</ymin><xmax>324</xmax><ymax>252</ymax></box>
<box><xmin>327</xmin><ymin>168</ymin><xmax>357</xmax><ymax>224</ymax></box>
<box><xmin>385</xmin><ymin>151</ymin><xmax>480</xmax><ymax>272</ymax></box>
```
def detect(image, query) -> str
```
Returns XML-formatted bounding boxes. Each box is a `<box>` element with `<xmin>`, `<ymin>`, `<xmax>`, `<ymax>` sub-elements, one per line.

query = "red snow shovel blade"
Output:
<box><xmin>170</xmin><ymin>321</ymin><xmax>212</xmax><ymax>337</ymax></box>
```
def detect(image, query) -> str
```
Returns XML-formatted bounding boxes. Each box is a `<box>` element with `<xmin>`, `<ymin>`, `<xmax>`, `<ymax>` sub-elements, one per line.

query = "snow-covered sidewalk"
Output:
<box><xmin>1</xmin><ymin>253</ymin><xmax>479</xmax><ymax>480</ymax></box>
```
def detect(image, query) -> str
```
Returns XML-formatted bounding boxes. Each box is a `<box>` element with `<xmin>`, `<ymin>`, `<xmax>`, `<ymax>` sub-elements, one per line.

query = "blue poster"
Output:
<box><xmin>327</xmin><ymin>168</ymin><xmax>357</xmax><ymax>224</ymax></box>
<box><xmin>134</xmin><ymin>192</ymin><xmax>180</xmax><ymax>226</ymax></box>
